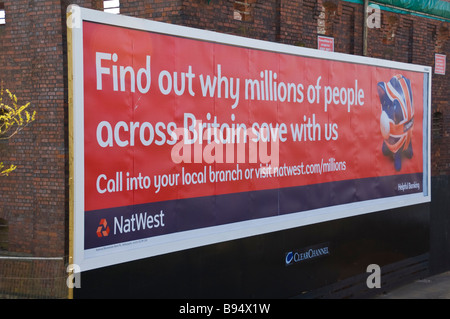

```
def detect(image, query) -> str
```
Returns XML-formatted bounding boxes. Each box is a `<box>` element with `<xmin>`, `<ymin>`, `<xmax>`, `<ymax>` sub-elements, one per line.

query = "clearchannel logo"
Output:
<box><xmin>285</xmin><ymin>251</ymin><xmax>294</xmax><ymax>265</ymax></box>
<box><xmin>285</xmin><ymin>242</ymin><xmax>330</xmax><ymax>266</ymax></box>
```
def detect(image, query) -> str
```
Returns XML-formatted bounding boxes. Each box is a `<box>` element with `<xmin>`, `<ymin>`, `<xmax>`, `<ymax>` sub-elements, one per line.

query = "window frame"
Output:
<box><xmin>0</xmin><ymin>218</ymin><xmax>8</xmax><ymax>253</ymax></box>
<box><xmin>103</xmin><ymin>0</ymin><xmax>120</xmax><ymax>15</ymax></box>
<box><xmin>0</xmin><ymin>3</ymin><xmax>6</xmax><ymax>25</ymax></box>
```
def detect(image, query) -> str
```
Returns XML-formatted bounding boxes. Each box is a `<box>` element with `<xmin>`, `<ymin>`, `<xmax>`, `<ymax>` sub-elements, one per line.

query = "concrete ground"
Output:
<box><xmin>374</xmin><ymin>271</ymin><xmax>450</xmax><ymax>299</ymax></box>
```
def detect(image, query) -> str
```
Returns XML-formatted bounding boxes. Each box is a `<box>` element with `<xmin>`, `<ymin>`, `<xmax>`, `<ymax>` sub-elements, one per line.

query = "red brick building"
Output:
<box><xmin>0</xmin><ymin>0</ymin><xmax>448</xmax><ymax>298</ymax></box>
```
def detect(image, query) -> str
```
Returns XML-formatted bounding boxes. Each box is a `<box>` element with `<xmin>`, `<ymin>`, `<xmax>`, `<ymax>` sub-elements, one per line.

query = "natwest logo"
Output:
<box><xmin>114</xmin><ymin>210</ymin><xmax>165</xmax><ymax>235</ymax></box>
<box><xmin>96</xmin><ymin>218</ymin><xmax>110</xmax><ymax>237</ymax></box>
<box><xmin>94</xmin><ymin>211</ymin><xmax>166</xmax><ymax>240</ymax></box>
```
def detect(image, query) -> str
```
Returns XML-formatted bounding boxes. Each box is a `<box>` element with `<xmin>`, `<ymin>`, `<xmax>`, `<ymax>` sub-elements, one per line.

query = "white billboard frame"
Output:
<box><xmin>68</xmin><ymin>6</ymin><xmax>431</xmax><ymax>272</ymax></box>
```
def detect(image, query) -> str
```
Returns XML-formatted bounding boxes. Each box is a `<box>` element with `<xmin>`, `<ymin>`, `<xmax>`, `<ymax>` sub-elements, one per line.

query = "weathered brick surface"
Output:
<box><xmin>0</xmin><ymin>0</ymin><xmax>448</xmax><ymax>297</ymax></box>
<box><xmin>0</xmin><ymin>0</ymin><xmax>66</xmax><ymax>257</ymax></box>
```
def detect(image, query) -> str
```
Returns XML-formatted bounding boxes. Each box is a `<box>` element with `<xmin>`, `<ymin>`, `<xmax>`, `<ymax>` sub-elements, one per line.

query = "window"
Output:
<box><xmin>0</xmin><ymin>3</ymin><xmax>5</xmax><ymax>25</ymax></box>
<box><xmin>234</xmin><ymin>0</ymin><xmax>253</xmax><ymax>22</ymax></box>
<box><xmin>0</xmin><ymin>218</ymin><xmax>8</xmax><ymax>252</ymax></box>
<box><xmin>318</xmin><ymin>1</ymin><xmax>337</xmax><ymax>36</ymax></box>
<box><xmin>432</xmin><ymin>111</ymin><xmax>443</xmax><ymax>141</ymax></box>
<box><xmin>104</xmin><ymin>0</ymin><xmax>120</xmax><ymax>14</ymax></box>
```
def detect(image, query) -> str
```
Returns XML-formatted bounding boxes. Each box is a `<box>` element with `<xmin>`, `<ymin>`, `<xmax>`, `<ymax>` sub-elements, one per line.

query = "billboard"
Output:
<box><xmin>68</xmin><ymin>7</ymin><xmax>431</xmax><ymax>271</ymax></box>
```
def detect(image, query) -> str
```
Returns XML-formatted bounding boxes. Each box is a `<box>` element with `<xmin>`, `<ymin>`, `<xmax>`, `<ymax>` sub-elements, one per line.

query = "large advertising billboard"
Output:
<box><xmin>69</xmin><ymin>7</ymin><xmax>431</xmax><ymax>271</ymax></box>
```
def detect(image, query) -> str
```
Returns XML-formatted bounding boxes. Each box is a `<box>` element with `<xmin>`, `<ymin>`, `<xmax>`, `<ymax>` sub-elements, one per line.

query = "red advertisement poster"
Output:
<box><xmin>83</xmin><ymin>21</ymin><xmax>423</xmax><ymax>211</ymax></box>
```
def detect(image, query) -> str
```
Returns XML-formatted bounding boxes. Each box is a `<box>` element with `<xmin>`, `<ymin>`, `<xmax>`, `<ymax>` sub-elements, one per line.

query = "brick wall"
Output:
<box><xmin>0</xmin><ymin>0</ymin><xmax>66</xmax><ymax>257</ymax></box>
<box><xmin>432</xmin><ymin>24</ymin><xmax>450</xmax><ymax>176</ymax></box>
<box><xmin>0</xmin><ymin>0</ymin><xmax>109</xmax><ymax>253</ymax></box>
<box><xmin>0</xmin><ymin>0</ymin><xmax>102</xmax><ymax>298</ymax></box>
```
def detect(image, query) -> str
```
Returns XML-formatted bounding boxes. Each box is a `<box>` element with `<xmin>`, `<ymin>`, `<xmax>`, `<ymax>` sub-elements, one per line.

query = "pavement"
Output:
<box><xmin>374</xmin><ymin>271</ymin><xmax>450</xmax><ymax>299</ymax></box>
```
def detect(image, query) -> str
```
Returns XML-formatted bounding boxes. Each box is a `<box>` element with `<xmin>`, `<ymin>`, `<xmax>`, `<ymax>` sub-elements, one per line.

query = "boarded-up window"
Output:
<box><xmin>0</xmin><ymin>218</ymin><xmax>8</xmax><ymax>252</ymax></box>
<box><xmin>234</xmin><ymin>0</ymin><xmax>253</xmax><ymax>22</ymax></box>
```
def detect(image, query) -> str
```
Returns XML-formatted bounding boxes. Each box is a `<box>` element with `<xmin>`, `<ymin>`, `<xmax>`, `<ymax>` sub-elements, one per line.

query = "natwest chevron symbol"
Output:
<box><xmin>96</xmin><ymin>218</ymin><xmax>110</xmax><ymax>237</ymax></box>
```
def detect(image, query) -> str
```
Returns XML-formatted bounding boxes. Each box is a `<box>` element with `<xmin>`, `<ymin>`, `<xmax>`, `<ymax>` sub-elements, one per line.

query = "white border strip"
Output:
<box><xmin>0</xmin><ymin>256</ymin><xmax>64</xmax><ymax>261</ymax></box>
<box><xmin>80</xmin><ymin>193</ymin><xmax>428</xmax><ymax>271</ymax></box>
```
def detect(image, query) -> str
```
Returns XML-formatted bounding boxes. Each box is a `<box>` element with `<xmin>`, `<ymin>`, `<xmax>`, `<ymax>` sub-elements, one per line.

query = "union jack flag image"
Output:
<box><xmin>377</xmin><ymin>74</ymin><xmax>414</xmax><ymax>171</ymax></box>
